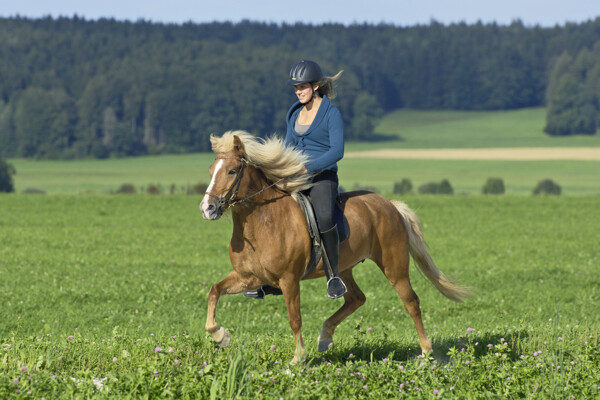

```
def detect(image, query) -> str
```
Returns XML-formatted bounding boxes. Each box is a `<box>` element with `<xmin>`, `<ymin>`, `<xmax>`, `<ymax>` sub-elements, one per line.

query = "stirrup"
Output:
<box><xmin>327</xmin><ymin>277</ymin><xmax>347</xmax><ymax>299</ymax></box>
<box><xmin>243</xmin><ymin>285</ymin><xmax>283</xmax><ymax>300</ymax></box>
<box><xmin>243</xmin><ymin>287</ymin><xmax>265</xmax><ymax>300</ymax></box>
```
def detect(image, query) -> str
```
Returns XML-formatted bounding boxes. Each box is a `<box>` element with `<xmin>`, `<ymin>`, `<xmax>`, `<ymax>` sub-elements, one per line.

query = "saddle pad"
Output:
<box><xmin>334</xmin><ymin>199</ymin><xmax>350</xmax><ymax>244</ymax></box>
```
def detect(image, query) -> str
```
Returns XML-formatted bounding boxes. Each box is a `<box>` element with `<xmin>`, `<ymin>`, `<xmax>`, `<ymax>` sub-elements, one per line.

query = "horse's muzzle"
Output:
<box><xmin>200</xmin><ymin>197</ymin><xmax>223</xmax><ymax>220</ymax></box>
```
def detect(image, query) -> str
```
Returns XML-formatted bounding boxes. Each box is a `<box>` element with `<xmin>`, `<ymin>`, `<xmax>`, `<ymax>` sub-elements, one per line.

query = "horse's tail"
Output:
<box><xmin>391</xmin><ymin>200</ymin><xmax>470</xmax><ymax>302</ymax></box>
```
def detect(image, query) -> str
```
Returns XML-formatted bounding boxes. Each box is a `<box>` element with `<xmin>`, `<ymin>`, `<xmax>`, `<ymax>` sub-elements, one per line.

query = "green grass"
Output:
<box><xmin>7</xmin><ymin>108</ymin><xmax>600</xmax><ymax>195</ymax></box>
<box><xmin>338</xmin><ymin>158</ymin><xmax>600</xmax><ymax>195</ymax></box>
<box><xmin>9</xmin><ymin>155</ymin><xmax>599</xmax><ymax>196</ymax></box>
<box><xmin>1</xmin><ymin>195</ymin><xmax>599</xmax><ymax>398</ymax></box>
<box><xmin>9</xmin><ymin>153</ymin><xmax>217</xmax><ymax>194</ymax></box>
<box><xmin>346</xmin><ymin>108</ymin><xmax>600</xmax><ymax>151</ymax></box>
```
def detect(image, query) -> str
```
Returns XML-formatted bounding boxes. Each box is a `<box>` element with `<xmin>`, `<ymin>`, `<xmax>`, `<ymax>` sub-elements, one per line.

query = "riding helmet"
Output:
<box><xmin>287</xmin><ymin>60</ymin><xmax>324</xmax><ymax>85</ymax></box>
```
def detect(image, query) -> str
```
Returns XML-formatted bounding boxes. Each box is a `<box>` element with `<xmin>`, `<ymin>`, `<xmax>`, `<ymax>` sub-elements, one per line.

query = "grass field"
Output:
<box><xmin>8</xmin><ymin>108</ymin><xmax>600</xmax><ymax>195</ymax></box>
<box><xmin>346</xmin><ymin>107</ymin><xmax>600</xmax><ymax>151</ymax></box>
<box><xmin>339</xmin><ymin>158</ymin><xmax>600</xmax><ymax>195</ymax></box>
<box><xmin>8</xmin><ymin>153</ymin><xmax>217</xmax><ymax>195</ymax></box>
<box><xmin>8</xmin><ymin>153</ymin><xmax>600</xmax><ymax>196</ymax></box>
<box><xmin>1</xmin><ymin>195</ymin><xmax>599</xmax><ymax>398</ymax></box>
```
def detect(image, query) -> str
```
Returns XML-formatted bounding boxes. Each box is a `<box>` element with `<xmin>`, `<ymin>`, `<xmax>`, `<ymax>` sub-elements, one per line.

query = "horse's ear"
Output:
<box><xmin>233</xmin><ymin>135</ymin><xmax>245</xmax><ymax>157</ymax></box>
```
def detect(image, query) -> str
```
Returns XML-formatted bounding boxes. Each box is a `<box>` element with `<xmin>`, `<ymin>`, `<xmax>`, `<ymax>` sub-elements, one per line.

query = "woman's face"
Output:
<box><xmin>294</xmin><ymin>83</ymin><xmax>318</xmax><ymax>104</ymax></box>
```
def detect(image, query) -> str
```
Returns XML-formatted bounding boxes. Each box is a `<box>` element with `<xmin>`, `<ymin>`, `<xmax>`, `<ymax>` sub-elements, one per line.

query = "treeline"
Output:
<box><xmin>0</xmin><ymin>16</ymin><xmax>599</xmax><ymax>159</ymax></box>
<box><xmin>545</xmin><ymin>42</ymin><xmax>600</xmax><ymax>135</ymax></box>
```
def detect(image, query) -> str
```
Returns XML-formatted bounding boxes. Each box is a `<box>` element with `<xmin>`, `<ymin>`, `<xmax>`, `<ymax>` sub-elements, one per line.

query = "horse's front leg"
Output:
<box><xmin>280</xmin><ymin>275</ymin><xmax>305</xmax><ymax>365</ymax></box>
<box><xmin>205</xmin><ymin>270</ymin><xmax>255</xmax><ymax>348</ymax></box>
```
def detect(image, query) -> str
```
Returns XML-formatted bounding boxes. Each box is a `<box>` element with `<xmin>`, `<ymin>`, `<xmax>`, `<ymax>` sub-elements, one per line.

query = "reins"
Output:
<box><xmin>204</xmin><ymin>156</ymin><xmax>288</xmax><ymax>209</ymax></box>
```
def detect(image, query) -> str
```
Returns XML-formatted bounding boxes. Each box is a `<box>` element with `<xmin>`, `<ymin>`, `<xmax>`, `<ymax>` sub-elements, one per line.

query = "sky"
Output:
<box><xmin>0</xmin><ymin>0</ymin><xmax>598</xmax><ymax>27</ymax></box>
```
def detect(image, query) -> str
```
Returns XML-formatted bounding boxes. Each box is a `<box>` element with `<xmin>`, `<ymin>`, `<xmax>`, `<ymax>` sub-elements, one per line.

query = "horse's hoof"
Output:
<box><xmin>289</xmin><ymin>354</ymin><xmax>306</xmax><ymax>365</ymax></box>
<box><xmin>218</xmin><ymin>328</ymin><xmax>231</xmax><ymax>348</ymax></box>
<box><xmin>211</xmin><ymin>327</ymin><xmax>231</xmax><ymax>348</ymax></box>
<box><xmin>289</xmin><ymin>347</ymin><xmax>307</xmax><ymax>365</ymax></box>
<box><xmin>317</xmin><ymin>335</ymin><xmax>334</xmax><ymax>353</ymax></box>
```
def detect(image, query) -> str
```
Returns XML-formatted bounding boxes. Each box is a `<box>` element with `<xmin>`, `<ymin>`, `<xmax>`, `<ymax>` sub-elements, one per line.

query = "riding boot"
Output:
<box><xmin>320</xmin><ymin>224</ymin><xmax>347</xmax><ymax>299</ymax></box>
<box><xmin>243</xmin><ymin>285</ymin><xmax>283</xmax><ymax>300</ymax></box>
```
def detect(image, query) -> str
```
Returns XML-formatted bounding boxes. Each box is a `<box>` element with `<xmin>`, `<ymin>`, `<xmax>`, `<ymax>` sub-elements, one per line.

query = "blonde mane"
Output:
<box><xmin>210</xmin><ymin>130</ymin><xmax>312</xmax><ymax>195</ymax></box>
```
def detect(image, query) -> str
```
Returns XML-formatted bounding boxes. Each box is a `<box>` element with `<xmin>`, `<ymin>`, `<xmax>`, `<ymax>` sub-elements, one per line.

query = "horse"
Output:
<box><xmin>200</xmin><ymin>130</ymin><xmax>468</xmax><ymax>364</ymax></box>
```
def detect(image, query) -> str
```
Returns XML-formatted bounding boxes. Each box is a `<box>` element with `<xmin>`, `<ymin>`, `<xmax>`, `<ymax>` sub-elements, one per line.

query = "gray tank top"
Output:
<box><xmin>294</xmin><ymin>120</ymin><xmax>310</xmax><ymax>134</ymax></box>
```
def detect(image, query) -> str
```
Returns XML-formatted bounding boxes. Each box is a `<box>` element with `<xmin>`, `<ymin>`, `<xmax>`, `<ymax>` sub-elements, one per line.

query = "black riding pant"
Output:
<box><xmin>308</xmin><ymin>170</ymin><xmax>338</xmax><ymax>232</ymax></box>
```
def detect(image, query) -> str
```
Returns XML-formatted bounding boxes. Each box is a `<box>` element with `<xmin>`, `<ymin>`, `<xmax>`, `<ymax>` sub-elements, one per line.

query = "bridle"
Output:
<box><xmin>204</xmin><ymin>156</ymin><xmax>287</xmax><ymax>209</ymax></box>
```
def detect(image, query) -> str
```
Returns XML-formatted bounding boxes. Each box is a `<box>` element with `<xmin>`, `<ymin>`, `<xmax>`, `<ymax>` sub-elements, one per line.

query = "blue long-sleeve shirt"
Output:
<box><xmin>285</xmin><ymin>96</ymin><xmax>344</xmax><ymax>173</ymax></box>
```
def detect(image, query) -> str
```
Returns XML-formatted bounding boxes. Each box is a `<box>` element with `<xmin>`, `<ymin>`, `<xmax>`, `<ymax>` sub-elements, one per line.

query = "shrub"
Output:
<box><xmin>418</xmin><ymin>179</ymin><xmax>454</xmax><ymax>195</ymax></box>
<box><xmin>21</xmin><ymin>187</ymin><xmax>46</xmax><ymax>194</ymax></box>
<box><xmin>146</xmin><ymin>184</ymin><xmax>163</xmax><ymax>195</ymax></box>
<box><xmin>533</xmin><ymin>179</ymin><xmax>561</xmax><ymax>195</ymax></box>
<box><xmin>418</xmin><ymin>182</ymin><xmax>438</xmax><ymax>194</ymax></box>
<box><xmin>393</xmin><ymin>179</ymin><xmax>413</xmax><ymax>195</ymax></box>
<box><xmin>438</xmin><ymin>179</ymin><xmax>454</xmax><ymax>194</ymax></box>
<box><xmin>0</xmin><ymin>157</ymin><xmax>16</xmax><ymax>193</ymax></box>
<box><xmin>482</xmin><ymin>178</ymin><xmax>505</xmax><ymax>195</ymax></box>
<box><xmin>187</xmin><ymin>182</ymin><xmax>208</xmax><ymax>195</ymax></box>
<box><xmin>115</xmin><ymin>183</ymin><xmax>137</xmax><ymax>194</ymax></box>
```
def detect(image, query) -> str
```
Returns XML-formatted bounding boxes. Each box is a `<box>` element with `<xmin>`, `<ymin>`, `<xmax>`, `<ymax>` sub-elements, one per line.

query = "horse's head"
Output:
<box><xmin>200</xmin><ymin>135</ymin><xmax>248</xmax><ymax>220</ymax></box>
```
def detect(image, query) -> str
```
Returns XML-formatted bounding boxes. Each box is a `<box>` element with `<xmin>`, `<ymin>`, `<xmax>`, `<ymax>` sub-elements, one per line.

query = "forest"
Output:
<box><xmin>0</xmin><ymin>16</ymin><xmax>599</xmax><ymax>159</ymax></box>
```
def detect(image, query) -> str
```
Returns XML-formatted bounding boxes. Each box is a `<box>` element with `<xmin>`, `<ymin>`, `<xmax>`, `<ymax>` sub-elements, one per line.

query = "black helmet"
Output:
<box><xmin>287</xmin><ymin>60</ymin><xmax>323</xmax><ymax>85</ymax></box>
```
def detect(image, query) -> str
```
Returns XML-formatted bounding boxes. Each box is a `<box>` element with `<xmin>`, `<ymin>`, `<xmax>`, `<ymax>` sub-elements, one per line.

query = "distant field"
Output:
<box><xmin>10</xmin><ymin>153</ymin><xmax>216</xmax><ymax>194</ymax></box>
<box><xmin>9</xmin><ymin>154</ymin><xmax>600</xmax><ymax>196</ymax></box>
<box><xmin>345</xmin><ymin>148</ymin><xmax>600</xmax><ymax>161</ymax></box>
<box><xmin>345</xmin><ymin>108</ymin><xmax>600</xmax><ymax>151</ymax></box>
<box><xmin>7</xmin><ymin>108</ymin><xmax>600</xmax><ymax>195</ymax></box>
<box><xmin>338</xmin><ymin>158</ymin><xmax>600</xmax><ymax>195</ymax></box>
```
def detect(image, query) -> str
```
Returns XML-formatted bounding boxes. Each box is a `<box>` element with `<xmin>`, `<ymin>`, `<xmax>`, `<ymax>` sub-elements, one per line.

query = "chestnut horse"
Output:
<box><xmin>200</xmin><ymin>131</ymin><xmax>468</xmax><ymax>364</ymax></box>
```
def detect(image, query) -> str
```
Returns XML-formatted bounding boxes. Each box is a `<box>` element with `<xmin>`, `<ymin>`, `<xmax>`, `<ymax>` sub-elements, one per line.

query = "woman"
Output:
<box><xmin>245</xmin><ymin>60</ymin><xmax>347</xmax><ymax>300</ymax></box>
<box><xmin>285</xmin><ymin>59</ymin><xmax>347</xmax><ymax>300</ymax></box>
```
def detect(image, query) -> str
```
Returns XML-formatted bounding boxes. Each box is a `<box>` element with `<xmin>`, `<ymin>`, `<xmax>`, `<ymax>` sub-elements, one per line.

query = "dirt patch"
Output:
<box><xmin>344</xmin><ymin>147</ymin><xmax>600</xmax><ymax>161</ymax></box>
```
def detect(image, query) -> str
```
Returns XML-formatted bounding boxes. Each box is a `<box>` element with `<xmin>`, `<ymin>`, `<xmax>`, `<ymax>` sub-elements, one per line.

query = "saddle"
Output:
<box><xmin>296</xmin><ymin>192</ymin><xmax>349</xmax><ymax>279</ymax></box>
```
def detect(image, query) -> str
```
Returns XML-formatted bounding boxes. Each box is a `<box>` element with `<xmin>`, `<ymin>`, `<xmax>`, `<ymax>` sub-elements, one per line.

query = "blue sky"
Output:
<box><xmin>0</xmin><ymin>0</ymin><xmax>597</xmax><ymax>27</ymax></box>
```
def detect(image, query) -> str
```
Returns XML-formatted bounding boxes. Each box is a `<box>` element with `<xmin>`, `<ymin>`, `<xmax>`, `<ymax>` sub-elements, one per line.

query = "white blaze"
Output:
<box><xmin>200</xmin><ymin>159</ymin><xmax>224</xmax><ymax>219</ymax></box>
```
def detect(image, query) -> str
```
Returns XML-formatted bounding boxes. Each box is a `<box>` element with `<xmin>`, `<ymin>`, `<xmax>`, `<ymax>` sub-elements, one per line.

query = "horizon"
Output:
<box><xmin>1</xmin><ymin>0</ymin><xmax>597</xmax><ymax>28</ymax></box>
<box><xmin>2</xmin><ymin>13</ymin><xmax>598</xmax><ymax>29</ymax></box>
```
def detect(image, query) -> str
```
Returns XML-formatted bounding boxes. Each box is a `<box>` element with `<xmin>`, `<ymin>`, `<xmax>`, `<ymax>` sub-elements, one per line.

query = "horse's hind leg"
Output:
<box><xmin>318</xmin><ymin>269</ymin><xmax>366</xmax><ymax>352</ymax></box>
<box><xmin>374</xmin><ymin>249</ymin><xmax>433</xmax><ymax>354</ymax></box>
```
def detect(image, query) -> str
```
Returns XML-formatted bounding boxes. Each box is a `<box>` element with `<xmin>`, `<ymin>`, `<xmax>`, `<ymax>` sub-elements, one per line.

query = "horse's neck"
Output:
<box><xmin>231</xmin><ymin>186</ymin><xmax>292</xmax><ymax>232</ymax></box>
<box><xmin>232</xmin><ymin>167</ymin><xmax>295</xmax><ymax>231</ymax></box>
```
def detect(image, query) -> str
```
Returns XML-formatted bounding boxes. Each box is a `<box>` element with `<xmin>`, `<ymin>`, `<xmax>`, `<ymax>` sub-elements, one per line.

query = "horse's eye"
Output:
<box><xmin>228</xmin><ymin>169</ymin><xmax>237</xmax><ymax>175</ymax></box>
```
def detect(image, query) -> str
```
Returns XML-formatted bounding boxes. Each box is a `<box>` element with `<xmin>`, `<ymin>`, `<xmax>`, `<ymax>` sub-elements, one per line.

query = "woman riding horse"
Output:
<box><xmin>199</xmin><ymin>131</ymin><xmax>468</xmax><ymax>364</ymax></box>
<box><xmin>245</xmin><ymin>60</ymin><xmax>347</xmax><ymax>300</ymax></box>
